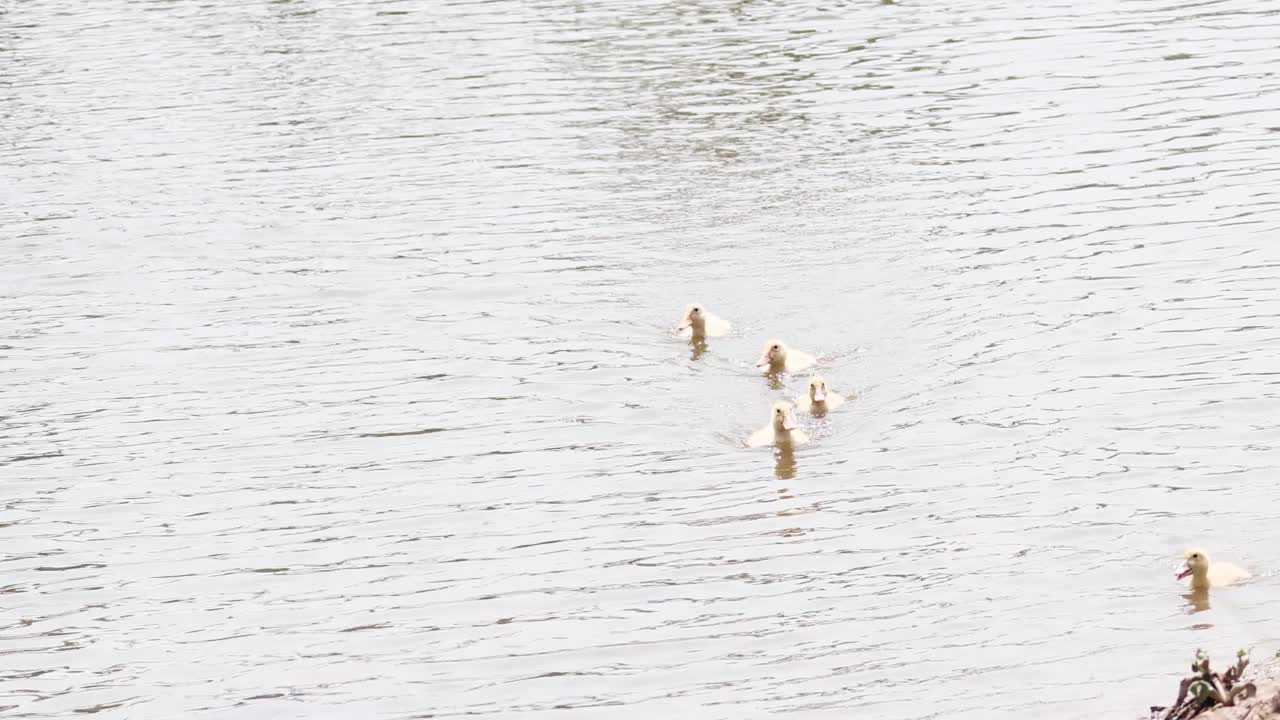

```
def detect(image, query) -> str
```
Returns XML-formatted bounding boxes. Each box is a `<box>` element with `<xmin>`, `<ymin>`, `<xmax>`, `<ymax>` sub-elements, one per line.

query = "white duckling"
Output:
<box><xmin>747</xmin><ymin>400</ymin><xmax>809</xmax><ymax>448</ymax></box>
<box><xmin>756</xmin><ymin>339</ymin><xmax>815</xmax><ymax>374</ymax></box>
<box><xmin>676</xmin><ymin>303</ymin><xmax>730</xmax><ymax>339</ymax></box>
<box><xmin>796</xmin><ymin>375</ymin><xmax>846</xmax><ymax>414</ymax></box>
<box><xmin>1176</xmin><ymin>547</ymin><xmax>1250</xmax><ymax>590</ymax></box>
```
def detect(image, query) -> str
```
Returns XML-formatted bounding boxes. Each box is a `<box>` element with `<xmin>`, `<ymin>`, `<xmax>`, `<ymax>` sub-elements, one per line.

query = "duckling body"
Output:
<box><xmin>756</xmin><ymin>339</ymin><xmax>815</xmax><ymax>374</ymax></box>
<box><xmin>796</xmin><ymin>375</ymin><xmax>845</xmax><ymax>414</ymax></box>
<box><xmin>747</xmin><ymin>401</ymin><xmax>809</xmax><ymax>448</ymax></box>
<box><xmin>676</xmin><ymin>303</ymin><xmax>730</xmax><ymax>339</ymax></box>
<box><xmin>1176</xmin><ymin>547</ymin><xmax>1250</xmax><ymax>590</ymax></box>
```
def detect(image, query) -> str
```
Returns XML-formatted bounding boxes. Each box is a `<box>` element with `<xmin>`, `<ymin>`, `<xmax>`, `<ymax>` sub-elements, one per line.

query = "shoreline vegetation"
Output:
<box><xmin>1148</xmin><ymin>650</ymin><xmax>1280</xmax><ymax>720</ymax></box>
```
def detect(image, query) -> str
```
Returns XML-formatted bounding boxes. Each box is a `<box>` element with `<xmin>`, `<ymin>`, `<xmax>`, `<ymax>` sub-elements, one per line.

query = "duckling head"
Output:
<box><xmin>677</xmin><ymin>303</ymin><xmax>705</xmax><ymax>331</ymax></box>
<box><xmin>757</xmin><ymin>339</ymin><xmax>787</xmax><ymax>369</ymax></box>
<box><xmin>1177</xmin><ymin>547</ymin><xmax>1210</xmax><ymax>581</ymax></box>
<box><xmin>771</xmin><ymin>400</ymin><xmax>798</xmax><ymax>432</ymax></box>
<box><xmin>808</xmin><ymin>376</ymin><xmax>828</xmax><ymax>403</ymax></box>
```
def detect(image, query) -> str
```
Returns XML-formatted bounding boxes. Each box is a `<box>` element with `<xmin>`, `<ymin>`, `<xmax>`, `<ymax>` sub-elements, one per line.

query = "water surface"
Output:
<box><xmin>3</xmin><ymin>1</ymin><xmax>1280</xmax><ymax>718</ymax></box>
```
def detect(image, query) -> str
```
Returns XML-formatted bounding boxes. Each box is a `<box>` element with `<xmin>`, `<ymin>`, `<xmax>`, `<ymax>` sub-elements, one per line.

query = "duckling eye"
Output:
<box><xmin>772</xmin><ymin>345</ymin><xmax>780</xmax><ymax>351</ymax></box>
<box><xmin>1192</xmin><ymin>554</ymin><xmax>1201</xmax><ymax>559</ymax></box>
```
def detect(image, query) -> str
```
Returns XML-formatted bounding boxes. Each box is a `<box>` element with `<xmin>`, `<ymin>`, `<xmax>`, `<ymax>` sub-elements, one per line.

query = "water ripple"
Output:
<box><xmin>3</xmin><ymin>0</ymin><xmax>1280</xmax><ymax>718</ymax></box>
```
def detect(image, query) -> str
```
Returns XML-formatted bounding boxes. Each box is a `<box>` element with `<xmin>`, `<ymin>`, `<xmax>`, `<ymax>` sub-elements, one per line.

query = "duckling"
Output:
<box><xmin>1176</xmin><ymin>547</ymin><xmax>1250</xmax><ymax>590</ymax></box>
<box><xmin>755</xmin><ymin>339</ymin><xmax>815</xmax><ymax>374</ymax></box>
<box><xmin>676</xmin><ymin>303</ymin><xmax>730</xmax><ymax>339</ymax></box>
<box><xmin>796</xmin><ymin>375</ymin><xmax>845</xmax><ymax>414</ymax></box>
<box><xmin>747</xmin><ymin>400</ymin><xmax>809</xmax><ymax>448</ymax></box>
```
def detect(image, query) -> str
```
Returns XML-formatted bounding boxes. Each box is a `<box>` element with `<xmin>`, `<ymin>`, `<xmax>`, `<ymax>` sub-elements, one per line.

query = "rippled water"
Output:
<box><xmin>4</xmin><ymin>1</ymin><xmax>1280</xmax><ymax>718</ymax></box>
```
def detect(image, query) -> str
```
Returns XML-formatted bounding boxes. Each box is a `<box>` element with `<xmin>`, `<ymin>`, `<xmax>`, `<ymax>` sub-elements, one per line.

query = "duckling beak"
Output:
<box><xmin>812</xmin><ymin>388</ymin><xmax>826</xmax><ymax>403</ymax></box>
<box><xmin>1176</xmin><ymin>563</ymin><xmax>1193</xmax><ymax>581</ymax></box>
<box><xmin>756</xmin><ymin>351</ymin><xmax>772</xmax><ymax>368</ymax></box>
<box><xmin>782</xmin><ymin>411</ymin><xmax>797</xmax><ymax>431</ymax></box>
<box><xmin>677</xmin><ymin>321</ymin><xmax>691</xmax><ymax>331</ymax></box>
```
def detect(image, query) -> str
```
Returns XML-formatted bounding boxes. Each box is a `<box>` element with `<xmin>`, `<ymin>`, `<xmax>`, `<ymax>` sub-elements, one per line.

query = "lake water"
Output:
<box><xmin>4</xmin><ymin>1</ymin><xmax>1280</xmax><ymax>718</ymax></box>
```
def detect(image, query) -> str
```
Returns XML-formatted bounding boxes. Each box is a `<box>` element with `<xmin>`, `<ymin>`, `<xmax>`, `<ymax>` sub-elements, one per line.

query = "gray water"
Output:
<box><xmin>4</xmin><ymin>1</ymin><xmax>1280</xmax><ymax>718</ymax></box>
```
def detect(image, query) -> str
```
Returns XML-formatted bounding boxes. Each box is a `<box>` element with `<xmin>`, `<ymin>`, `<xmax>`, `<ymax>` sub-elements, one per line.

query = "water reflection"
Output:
<box><xmin>688</xmin><ymin>337</ymin><xmax>708</xmax><ymax>361</ymax></box>
<box><xmin>773</xmin><ymin>444</ymin><xmax>797</xmax><ymax>480</ymax></box>
<box><xmin>1184</xmin><ymin>588</ymin><xmax>1211</xmax><ymax>614</ymax></box>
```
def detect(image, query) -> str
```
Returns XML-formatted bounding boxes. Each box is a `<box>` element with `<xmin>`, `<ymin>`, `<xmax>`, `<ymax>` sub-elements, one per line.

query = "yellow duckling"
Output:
<box><xmin>755</xmin><ymin>339</ymin><xmax>815</xmax><ymax>374</ymax></box>
<box><xmin>747</xmin><ymin>400</ymin><xmax>809</xmax><ymax>448</ymax></box>
<box><xmin>796</xmin><ymin>375</ymin><xmax>846</xmax><ymax>414</ymax></box>
<box><xmin>1176</xmin><ymin>547</ymin><xmax>1250</xmax><ymax>590</ymax></box>
<box><xmin>676</xmin><ymin>303</ymin><xmax>730</xmax><ymax>339</ymax></box>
